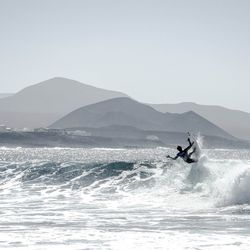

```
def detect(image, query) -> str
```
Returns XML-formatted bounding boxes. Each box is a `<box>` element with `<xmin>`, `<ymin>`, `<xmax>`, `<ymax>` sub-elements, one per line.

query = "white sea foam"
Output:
<box><xmin>0</xmin><ymin>147</ymin><xmax>250</xmax><ymax>249</ymax></box>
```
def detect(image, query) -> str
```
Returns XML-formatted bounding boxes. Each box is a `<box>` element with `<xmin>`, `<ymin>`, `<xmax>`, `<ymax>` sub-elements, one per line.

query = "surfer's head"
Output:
<box><xmin>177</xmin><ymin>146</ymin><xmax>182</xmax><ymax>152</ymax></box>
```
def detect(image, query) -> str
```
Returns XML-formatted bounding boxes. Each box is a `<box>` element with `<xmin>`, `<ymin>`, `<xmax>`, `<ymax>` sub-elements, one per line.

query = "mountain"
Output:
<box><xmin>0</xmin><ymin>77</ymin><xmax>128</xmax><ymax>128</ymax></box>
<box><xmin>150</xmin><ymin>102</ymin><xmax>250</xmax><ymax>140</ymax></box>
<box><xmin>51</xmin><ymin>97</ymin><xmax>173</xmax><ymax>130</ymax></box>
<box><xmin>51</xmin><ymin>97</ymin><xmax>234</xmax><ymax>139</ymax></box>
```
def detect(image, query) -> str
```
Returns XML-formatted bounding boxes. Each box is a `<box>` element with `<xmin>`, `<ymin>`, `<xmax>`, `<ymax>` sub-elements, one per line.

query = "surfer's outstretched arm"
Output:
<box><xmin>167</xmin><ymin>154</ymin><xmax>179</xmax><ymax>160</ymax></box>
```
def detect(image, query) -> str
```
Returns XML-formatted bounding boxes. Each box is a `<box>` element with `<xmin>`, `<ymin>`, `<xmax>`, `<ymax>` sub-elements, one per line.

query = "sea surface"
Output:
<box><xmin>0</xmin><ymin>145</ymin><xmax>250</xmax><ymax>250</ymax></box>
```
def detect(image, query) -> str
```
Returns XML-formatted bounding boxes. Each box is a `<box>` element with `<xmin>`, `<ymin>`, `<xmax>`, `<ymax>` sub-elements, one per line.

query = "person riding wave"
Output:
<box><xmin>167</xmin><ymin>137</ymin><xmax>197</xmax><ymax>163</ymax></box>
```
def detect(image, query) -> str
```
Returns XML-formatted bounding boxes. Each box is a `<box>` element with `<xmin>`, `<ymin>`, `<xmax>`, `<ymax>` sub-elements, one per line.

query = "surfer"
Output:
<box><xmin>167</xmin><ymin>137</ymin><xmax>198</xmax><ymax>163</ymax></box>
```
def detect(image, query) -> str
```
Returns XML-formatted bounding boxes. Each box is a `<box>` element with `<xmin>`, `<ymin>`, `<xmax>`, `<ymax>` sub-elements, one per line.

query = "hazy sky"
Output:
<box><xmin>1</xmin><ymin>0</ymin><xmax>250</xmax><ymax>111</ymax></box>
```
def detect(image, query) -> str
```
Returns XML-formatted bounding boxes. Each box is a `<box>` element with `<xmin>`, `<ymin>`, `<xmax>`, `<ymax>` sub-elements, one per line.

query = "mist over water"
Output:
<box><xmin>1</xmin><ymin>146</ymin><xmax>250</xmax><ymax>249</ymax></box>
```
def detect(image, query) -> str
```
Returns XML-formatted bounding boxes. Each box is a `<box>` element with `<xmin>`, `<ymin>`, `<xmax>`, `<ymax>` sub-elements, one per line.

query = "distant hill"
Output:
<box><xmin>51</xmin><ymin>97</ymin><xmax>174</xmax><ymax>130</ymax></box>
<box><xmin>0</xmin><ymin>77</ymin><xmax>128</xmax><ymax>128</ymax></box>
<box><xmin>150</xmin><ymin>102</ymin><xmax>250</xmax><ymax>140</ymax></box>
<box><xmin>51</xmin><ymin>97</ymin><xmax>234</xmax><ymax>139</ymax></box>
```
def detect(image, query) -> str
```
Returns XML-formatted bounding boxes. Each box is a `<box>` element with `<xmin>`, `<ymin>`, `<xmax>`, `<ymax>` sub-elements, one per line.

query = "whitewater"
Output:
<box><xmin>0</xmin><ymin>146</ymin><xmax>250</xmax><ymax>250</ymax></box>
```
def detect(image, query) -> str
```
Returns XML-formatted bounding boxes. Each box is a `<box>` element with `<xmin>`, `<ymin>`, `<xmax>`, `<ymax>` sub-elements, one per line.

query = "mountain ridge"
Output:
<box><xmin>150</xmin><ymin>102</ymin><xmax>250</xmax><ymax>140</ymax></box>
<box><xmin>0</xmin><ymin>77</ymin><xmax>246</xmax><ymax>141</ymax></box>
<box><xmin>51</xmin><ymin>97</ymin><xmax>234</xmax><ymax>139</ymax></box>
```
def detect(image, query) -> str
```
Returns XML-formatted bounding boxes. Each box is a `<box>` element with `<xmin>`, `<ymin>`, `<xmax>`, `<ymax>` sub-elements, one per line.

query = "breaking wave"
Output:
<box><xmin>1</xmin><ymin>156</ymin><xmax>250</xmax><ymax>208</ymax></box>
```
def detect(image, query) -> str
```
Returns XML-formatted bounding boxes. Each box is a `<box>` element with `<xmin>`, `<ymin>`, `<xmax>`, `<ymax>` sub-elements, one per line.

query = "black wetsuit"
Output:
<box><xmin>168</xmin><ymin>138</ymin><xmax>197</xmax><ymax>164</ymax></box>
<box><xmin>177</xmin><ymin>151</ymin><xmax>197</xmax><ymax>163</ymax></box>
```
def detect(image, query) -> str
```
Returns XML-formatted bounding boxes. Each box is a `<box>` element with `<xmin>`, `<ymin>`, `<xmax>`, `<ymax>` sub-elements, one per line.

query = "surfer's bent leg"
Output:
<box><xmin>186</xmin><ymin>158</ymin><xmax>197</xmax><ymax>163</ymax></box>
<box><xmin>188</xmin><ymin>148</ymin><xmax>196</xmax><ymax>158</ymax></box>
<box><xmin>185</xmin><ymin>138</ymin><xmax>194</xmax><ymax>152</ymax></box>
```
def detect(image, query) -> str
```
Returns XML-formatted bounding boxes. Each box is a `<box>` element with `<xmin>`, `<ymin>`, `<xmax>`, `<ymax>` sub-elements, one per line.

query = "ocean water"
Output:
<box><xmin>0</xmin><ymin>146</ymin><xmax>250</xmax><ymax>250</ymax></box>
